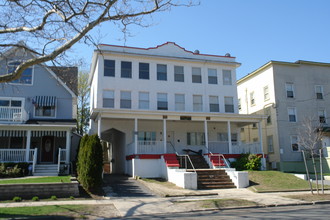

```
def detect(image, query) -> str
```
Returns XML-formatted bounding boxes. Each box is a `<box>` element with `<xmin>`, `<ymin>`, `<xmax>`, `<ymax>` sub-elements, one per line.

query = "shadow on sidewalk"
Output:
<box><xmin>103</xmin><ymin>174</ymin><xmax>157</xmax><ymax>198</ymax></box>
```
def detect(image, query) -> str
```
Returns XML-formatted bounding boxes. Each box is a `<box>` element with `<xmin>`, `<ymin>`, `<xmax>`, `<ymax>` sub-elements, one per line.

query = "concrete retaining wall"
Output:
<box><xmin>0</xmin><ymin>181</ymin><xmax>79</xmax><ymax>200</ymax></box>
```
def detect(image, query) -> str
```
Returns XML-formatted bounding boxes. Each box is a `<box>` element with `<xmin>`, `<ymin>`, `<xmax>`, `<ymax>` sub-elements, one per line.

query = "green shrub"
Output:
<box><xmin>69</xmin><ymin>196</ymin><xmax>75</xmax><ymax>200</ymax></box>
<box><xmin>13</xmin><ymin>196</ymin><xmax>22</xmax><ymax>202</ymax></box>
<box><xmin>0</xmin><ymin>162</ymin><xmax>29</xmax><ymax>178</ymax></box>
<box><xmin>50</xmin><ymin>195</ymin><xmax>57</xmax><ymax>200</ymax></box>
<box><xmin>231</xmin><ymin>153</ymin><xmax>262</xmax><ymax>171</ymax></box>
<box><xmin>77</xmin><ymin>134</ymin><xmax>103</xmax><ymax>192</ymax></box>
<box><xmin>32</xmin><ymin>196</ymin><xmax>39</xmax><ymax>201</ymax></box>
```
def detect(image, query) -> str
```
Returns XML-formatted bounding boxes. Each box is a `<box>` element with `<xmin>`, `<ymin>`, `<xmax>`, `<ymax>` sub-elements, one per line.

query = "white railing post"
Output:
<box><xmin>25</xmin><ymin>130</ymin><xmax>31</xmax><ymax>162</ymax></box>
<box><xmin>66</xmin><ymin>130</ymin><xmax>71</xmax><ymax>164</ymax></box>
<box><xmin>163</xmin><ymin>119</ymin><xmax>167</xmax><ymax>153</ymax></box>
<box><xmin>204</xmin><ymin>120</ymin><xmax>209</xmax><ymax>153</ymax></box>
<box><xmin>32</xmin><ymin>148</ymin><xmax>38</xmax><ymax>174</ymax></box>
<box><xmin>58</xmin><ymin>148</ymin><xmax>61</xmax><ymax>173</ymax></box>
<box><xmin>134</xmin><ymin>118</ymin><xmax>138</xmax><ymax>154</ymax></box>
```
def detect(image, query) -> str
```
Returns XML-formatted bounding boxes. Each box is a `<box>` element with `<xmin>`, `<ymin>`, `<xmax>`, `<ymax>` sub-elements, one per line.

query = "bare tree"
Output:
<box><xmin>77</xmin><ymin>71</ymin><xmax>90</xmax><ymax>135</ymax></box>
<box><xmin>297</xmin><ymin>117</ymin><xmax>324</xmax><ymax>194</ymax></box>
<box><xmin>0</xmin><ymin>0</ymin><xmax>195</xmax><ymax>83</ymax></box>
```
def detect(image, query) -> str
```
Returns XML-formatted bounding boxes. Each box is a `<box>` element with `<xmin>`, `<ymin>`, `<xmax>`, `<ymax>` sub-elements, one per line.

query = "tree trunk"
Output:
<box><xmin>311</xmin><ymin>154</ymin><xmax>319</xmax><ymax>195</ymax></box>
<box><xmin>302</xmin><ymin>150</ymin><xmax>313</xmax><ymax>194</ymax></box>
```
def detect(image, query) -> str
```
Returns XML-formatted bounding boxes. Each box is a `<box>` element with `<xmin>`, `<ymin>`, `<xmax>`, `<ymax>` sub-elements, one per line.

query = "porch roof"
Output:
<box><xmin>91</xmin><ymin>109</ymin><xmax>265</xmax><ymax>125</ymax></box>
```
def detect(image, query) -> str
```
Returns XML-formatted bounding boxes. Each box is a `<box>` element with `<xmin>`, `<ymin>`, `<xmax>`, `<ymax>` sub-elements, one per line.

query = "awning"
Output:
<box><xmin>35</xmin><ymin>96</ymin><xmax>56</xmax><ymax>107</ymax></box>
<box><xmin>32</xmin><ymin>131</ymin><xmax>66</xmax><ymax>137</ymax></box>
<box><xmin>0</xmin><ymin>130</ymin><xmax>26</xmax><ymax>137</ymax></box>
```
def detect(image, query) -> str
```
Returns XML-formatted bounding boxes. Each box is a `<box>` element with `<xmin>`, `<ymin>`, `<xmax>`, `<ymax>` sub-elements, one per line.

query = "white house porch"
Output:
<box><xmin>0</xmin><ymin>124</ymin><xmax>74</xmax><ymax>175</ymax></box>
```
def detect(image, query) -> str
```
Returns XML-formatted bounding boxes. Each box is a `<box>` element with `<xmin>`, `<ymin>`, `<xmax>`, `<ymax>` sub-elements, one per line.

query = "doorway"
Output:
<box><xmin>41</xmin><ymin>136</ymin><xmax>54</xmax><ymax>163</ymax></box>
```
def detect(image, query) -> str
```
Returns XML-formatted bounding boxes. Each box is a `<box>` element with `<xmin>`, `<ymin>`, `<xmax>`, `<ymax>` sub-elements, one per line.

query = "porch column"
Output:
<box><xmin>204</xmin><ymin>120</ymin><xmax>209</xmax><ymax>153</ymax></box>
<box><xmin>227</xmin><ymin>121</ymin><xmax>232</xmax><ymax>154</ymax></box>
<box><xmin>97</xmin><ymin>116</ymin><xmax>102</xmax><ymax>138</ymax></box>
<box><xmin>134</xmin><ymin>118</ymin><xmax>138</xmax><ymax>154</ymax></box>
<box><xmin>66</xmin><ymin>130</ymin><xmax>71</xmax><ymax>164</ymax></box>
<box><xmin>258</xmin><ymin>121</ymin><xmax>266</xmax><ymax>170</ymax></box>
<box><xmin>25</xmin><ymin>130</ymin><xmax>31</xmax><ymax>162</ymax></box>
<box><xmin>163</xmin><ymin>119</ymin><xmax>167</xmax><ymax>153</ymax></box>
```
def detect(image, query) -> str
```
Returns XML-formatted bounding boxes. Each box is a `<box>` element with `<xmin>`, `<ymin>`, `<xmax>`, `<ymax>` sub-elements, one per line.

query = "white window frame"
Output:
<box><xmin>288</xmin><ymin>107</ymin><xmax>297</xmax><ymax>122</ymax></box>
<box><xmin>208</xmin><ymin>68</ymin><xmax>218</xmax><ymax>84</ymax></box>
<box><xmin>250</xmin><ymin>91</ymin><xmax>255</xmax><ymax>106</ymax></box>
<box><xmin>157</xmin><ymin>93</ymin><xmax>168</xmax><ymax>110</ymax></box>
<box><xmin>291</xmin><ymin>135</ymin><xmax>299</xmax><ymax>152</ymax></box>
<box><xmin>315</xmin><ymin>85</ymin><xmax>324</xmax><ymax>100</ymax></box>
<box><xmin>102</xmin><ymin>90</ymin><xmax>114</xmax><ymax>108</ymax></box>
<box><xmin>267</xmin><ymin>135</ymin><xmax>274</xmax><ymax>153</ymax></box>
<box><xmin>209</xmin><ymin>96</ymin><xmax>219</xmax><ymax>112</ymax></box>
<box><xmin>318</xmin><ymin>109</ymin><xmax>326</xmax><ymax>124</ymax></box>
<box><xmin>238</xmin><ymin>98</ymin><xmax>241</xmax><ymax>111</ymax></box>
<box><xmin>285</xmin><ymin>83</ymin><xmax>295</xmax><ymax>98</ymax></box>
<box><xmin>0</xmin><ymin>97</ymin><xmax>25</xmax><ymax>120</ymax></box>
<box><xmin>264</xmin><ymin>86</ymin><xmax>269</xmax><ymax>101</ymax></box>
<box><xmin>175</xmin><ymin>94</ymin><xmax>185</xmax><ymax>111</ymax></box>
<box><xmin>192</xmin><ymin>67</ymin><xmax>202</xmax><ymax>83</ymax></box>
<box><xmin>187</xmin><ymin>132</ymin><xmax>205</xmax><ymax>146</ymax></box>
<box><xmin>193</xmin><ymin>95</ymin><xmax>203</xmax><ymax>112</ymax></box>
<box><xmin>139</xmin><ymin>92</ymin><xmax>149</xmax><ymax>110</ymax></box>
<box><xmin>222</xmin><ymin>70</ymin><xmax>232</xmax><ymax>85</ymax></box>
<box><xmin>174</xmin><ymin>66</ymin><xmax>184</xmax><ymax>82</ymax></box>
<box><xmin>224</xmin><ymin>96</ymin><xmax>234</xmax><ymax>113</ymax></box>
<box><xmin>7</xmin><ymin>61</ymin><xmax>34</xmax><ymax>86</ymax></box>
<box><xmin>157</xmin><ymin>64</ymin><xmax>167</xmax><ymax>81</ymax></box>
<box><xmin>120</xmin><ymin>91</ymin><xmax>131</xmax><ymax>109</ymax></box>
<box><xmin>34</xmin><ymin>99</ymin><xmax>57</xmax><ymax>119</ymax></box>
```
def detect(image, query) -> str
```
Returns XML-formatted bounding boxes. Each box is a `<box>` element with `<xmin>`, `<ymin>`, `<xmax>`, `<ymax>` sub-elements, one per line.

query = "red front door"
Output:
<box><xmin>41</xmin><ymin>136</ymin><xmax>54</xmax><ymax>162</ymax></box>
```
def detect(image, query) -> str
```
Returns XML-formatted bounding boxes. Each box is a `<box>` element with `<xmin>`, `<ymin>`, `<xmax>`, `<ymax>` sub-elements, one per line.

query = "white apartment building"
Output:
<box><xmin>89</xmin><ymin>42</ymin><xmax>264</xmax><ymax>181</ymax></box>
<box><xmin>237</xmin><ymin>60</ymin><xmax>330</xmax><ymax>172</ymax></box>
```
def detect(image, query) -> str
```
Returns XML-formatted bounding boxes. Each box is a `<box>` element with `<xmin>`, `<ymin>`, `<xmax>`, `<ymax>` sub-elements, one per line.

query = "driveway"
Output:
<box><xmin>103</xmin><ymin>174</ymin><xmax>157</xmax><ymax>198</ymax></box>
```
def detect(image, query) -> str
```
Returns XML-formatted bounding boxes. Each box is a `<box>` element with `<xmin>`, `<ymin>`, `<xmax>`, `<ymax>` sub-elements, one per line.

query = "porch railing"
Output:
<box><xmin>32</xmin><ymin>148</ymin><xmax>37</xmax><ymax>174</ymax></box>
<box><xmin>0</xmin><ymin>107</ymin><xmax>25</xmax><ymax>122</ymax></box>
<box><xmin>0</xmin><ymin>149</ymin><xmax>37</xmax><ymax>163</ymax></box>
<box><xmin>127</xmin><ymin>141</ymin><xmax>174</xmax><ymax>155</ymax></box>
<box><xmin>208</xmin><ymin>141</ymin><xmax>262</xmax><ymax>154</ymax></box>
<box><xmin>57</xmin><ymin>148</ymin><xmax>67</xmax><ymax>173</ymax></box>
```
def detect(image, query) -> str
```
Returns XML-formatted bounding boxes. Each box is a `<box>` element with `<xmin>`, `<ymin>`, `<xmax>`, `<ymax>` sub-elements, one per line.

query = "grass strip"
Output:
<box><xmin>0</xmin><ymin>176</ymin><xmax>71</xmax><ymax>184</ymax></box>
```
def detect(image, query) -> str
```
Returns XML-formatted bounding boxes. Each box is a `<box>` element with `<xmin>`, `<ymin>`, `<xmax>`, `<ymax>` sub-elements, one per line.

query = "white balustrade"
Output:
<box><xmin>0</xmin><ymin>107</ymin><xmax>23</xmax><ymax>121</ymax></box>
<box><xmin>0</xmin><ymin>149</ymin><xmax>26</xmax><ymax>162</ymax></box>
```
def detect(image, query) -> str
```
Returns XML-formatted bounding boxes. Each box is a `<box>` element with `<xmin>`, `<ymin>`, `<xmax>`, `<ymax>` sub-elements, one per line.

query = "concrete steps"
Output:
<box><xmin>195</xmin><ymin>169</ymin><xmax>236</xmax><ymax>189</ymax></box>
<box><xmin>34</xmin><ymin>164</ymin><xmax>58</xmax><ymax>176</ymax></box>
<box><xmin>178</xmin><ymin>155</ymin><xmax>209</xmax><ymax>169</ymax></box>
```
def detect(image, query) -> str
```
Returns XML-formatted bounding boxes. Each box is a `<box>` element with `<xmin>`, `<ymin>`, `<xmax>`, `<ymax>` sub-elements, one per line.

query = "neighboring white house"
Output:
<box><xmin>237</xmin><ymin>60</ymin><xmax>330</xmax><ymax>172</ymax></box>
<box><xmin>89</xmin><ymin>42</ymin><xmax>264</xmax><ymax>181</ymax></box>
<box><xmin>0</xmin><ymin>46</ymin><xmax>78</xmax><ymax>176</ymax></box>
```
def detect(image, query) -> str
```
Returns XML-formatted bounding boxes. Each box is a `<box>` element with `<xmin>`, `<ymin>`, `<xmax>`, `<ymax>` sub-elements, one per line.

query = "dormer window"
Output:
<box><xmin>34</xmin><ymin>96</ymin><xmax>56</xmax><ymax>118</ymax></box>
<box><xmin>8</xmin><ymin>61</ymin><xmax>33</xmax><ymax>85</ymax></box>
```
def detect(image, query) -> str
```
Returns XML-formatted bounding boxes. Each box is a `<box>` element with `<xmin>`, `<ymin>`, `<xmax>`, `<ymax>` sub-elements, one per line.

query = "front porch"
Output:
<box><xmin>0</xmin><ymin>127</ymin><xmax>73</xmax><ymax>176</ymax></box>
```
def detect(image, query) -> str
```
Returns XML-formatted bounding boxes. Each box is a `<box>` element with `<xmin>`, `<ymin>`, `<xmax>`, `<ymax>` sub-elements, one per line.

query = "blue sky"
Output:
<box><xmin>72</xmin><ymin>0</ymin><xmax>330</xmax><ymax>80</ymax></box>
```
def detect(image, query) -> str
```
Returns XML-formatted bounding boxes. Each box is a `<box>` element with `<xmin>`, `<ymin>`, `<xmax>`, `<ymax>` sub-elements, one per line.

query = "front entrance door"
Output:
<box><xmin>41</xmin><ymin>136</ymin><xmax>54</xmax><ymax>162</ymax></box>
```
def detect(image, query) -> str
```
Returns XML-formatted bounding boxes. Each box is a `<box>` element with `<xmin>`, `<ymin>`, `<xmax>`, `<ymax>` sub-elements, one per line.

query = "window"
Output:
<box><xmin>291</xmin><ymin>136</ymin><xmax>299</xmax><ymax>152</ymax></box>
<box><xmin>138</xmin><ymin>131</ymin><xmax>156</xmax><ymax>142</ymax></box>
<box><xmin>288</xmin><ymin>107</ymin><xmax>297</xmax><ymax>122</ymax></box>
<box><xmin>267</xmin><ymin>135</ymin><xmax>274</xmax><ymax>153</ymax></box>
<box><xmin>208</xmin><ymin>68</ymin><xmax>217</xmax><ymax>84</ymax></box>
<box><xmin>103</xmin><ymin>90</ymin><xmax>114</xmax><ymax>108</ymax></box>
<box><xmin>0</xmin><ymin>98</ymin><xmax>23</xmax><ymax>120</ymax></box>
<box><xmin>315</xmin><ymin>85</ymin><xmax>324</xmax><ymax>100</ymax></box>
<box><xmin>265</xmin><ymin>107</ymin><xmax>271</xmax><ymax>124</ymax></box>
<box><xmin>318</xmin><ymin>109</ymin><xmax>326</xmax><ymax>124</ymax></box>
<box><xmin>264</xmin><ymin>86</ymin><xmax>269</xmax><ymax>101</ymax></box>
<box><xmin>104</xmin><ymin>60</ymin><xmax>115</xmax><ymax>77</ymax></box>
<box><xmin>286</xmin><ymin>83</ymin><xmax>294</xmax><ymax>98</ymax></box>
<box><xmin>35</xmin><ymin>106</ymin><xmax>55</xmax><ymax>117</ymax></box>
<box><xmin>120</xmin><ymin>91</ymin><xmax>131</xmax><ymax>109</ymax></box>
<box><xmin>157</xmin><ymin>64</ymin><xmax>167</xmax><ymax>81</ymax></box>
<box><xmin>192</xmin><ymin>67</ymin><xmax>202</xmax><ymax>83</ymax></box>
<box><xmin>174</xmin><ymin>66</ymin><xmax>184</xmax><ymax>82</ymax></box>
<box><xmin>8</xmin><ymin>61</ymin><xmax>33</xmax><ymax>85</ymax></box>
<box><xmin>193</xmin><ymin>95</ymin><xmax>203</xmax><ymax>112</ymax></box>
<box><xmin>139</xmin><ymin>63</ymin><xmax>149</xmax><ymax>79</ymax></box>
<box><xmin>218</xmin><ymin>133</ymin><xmax>237</xmax><ymax>142</ymax></box>
<box><xmin>157</xmin><ymin>93</ymin><xmax>168</xmax><ymax>110</ymax></box>
<box><xmin>225</xmin><ymin>97</ymin><xmax>234</xmax><ymax>113</ymax></box>
<box><xmin>209</xmin><ymin>96</ymin><xmax>219</xmax><ymax>112</ymax></box>
<box><xmin>250</xmin><ymin>92</ymin><xmax>255</xmax><ymax>106</ymax></box>
<box><xmin>175</xmin><ymin>94</ymin><xmax>185</xmax><ymax>111</ymax></box>
<box><xmin>34</xmin><ymin>96</ymin><xmax>56</xmax><ymax>117</ymax></box>
<box><xmin>121</xmin><ymin>61</ymin><xmax>132</xmax><ymax>78</ymax></box>
<box><xmin>187</xmin><ymin>132</ymin><xmax>205</xmax><ymax>145</ymax></box>
<box><xmin>253</xmin><ymin>137</ymin><xmax>259</xmax><ymax>142</ymax></box>
<box><xmin>238</xmin><ymin>99</ymin><xmax>241</xmax><ymax>111</ymax></box>
<box><xmin>139</xmin><ymin>92</ymin><xmax>149</xmax><ymax>109</ymax></box>
<box><xmin>223</xmin><ymin>70</ymin><xmax>232</xmax><ymax>85</ymax></box>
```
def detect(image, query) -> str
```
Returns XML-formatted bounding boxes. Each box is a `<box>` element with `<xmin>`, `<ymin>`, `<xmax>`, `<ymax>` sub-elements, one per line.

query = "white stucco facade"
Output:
<box><xmin>89</xmin><ymin>42</ymin><xmax>264</xmax><ymax>179</ymax></box>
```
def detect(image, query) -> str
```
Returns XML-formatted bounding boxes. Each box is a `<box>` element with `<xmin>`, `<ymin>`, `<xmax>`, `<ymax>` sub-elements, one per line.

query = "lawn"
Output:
<box><xmin>248</xmin><ymin>171</ymin><xmax>329</xmax><ymax>192</ymax></box>
<box><xmin>0</xmin><ymin>176</ymin><xmax>71</xmax><ymax>184</ymax></box>
<box><xmin>285</xmin><ymin>194</ymin><xmax>330</xmax><ymax>201</ymax></box>
<box><xmin>0</xmin><ymin>205</ymin><xmax>87</xmax><ymax>218</ymax></box>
